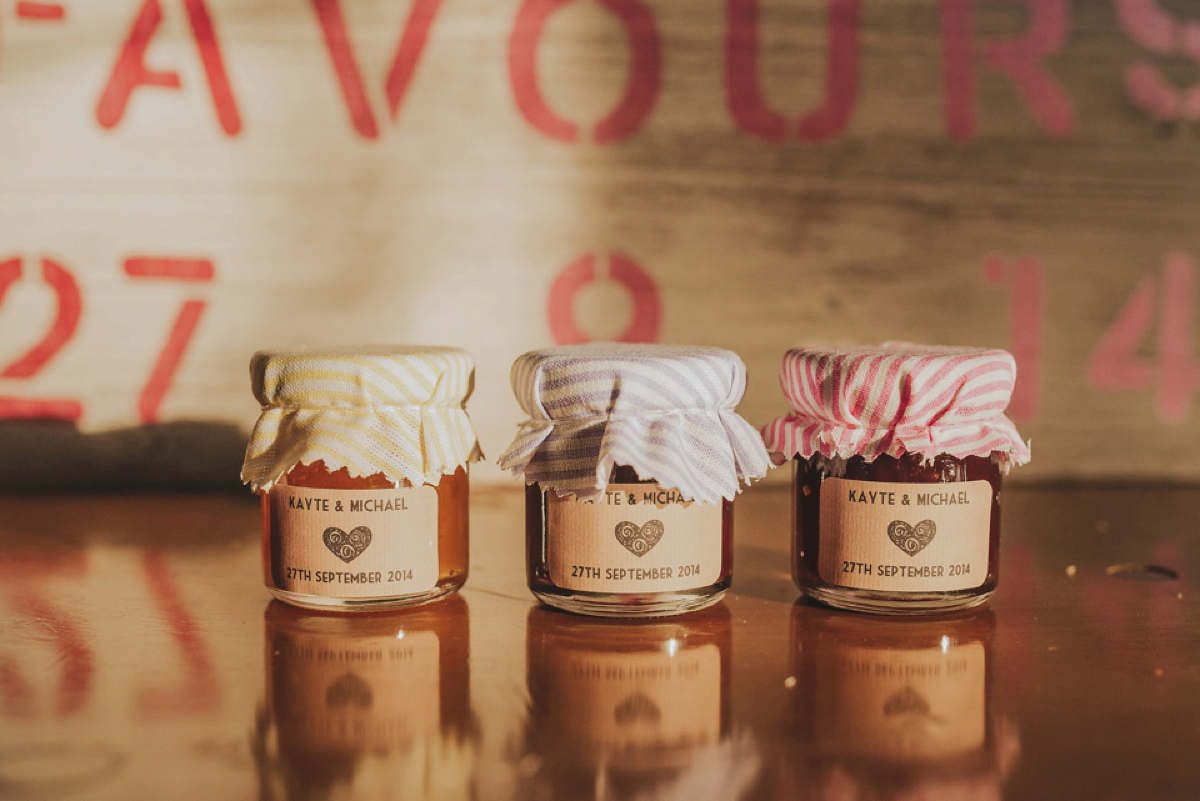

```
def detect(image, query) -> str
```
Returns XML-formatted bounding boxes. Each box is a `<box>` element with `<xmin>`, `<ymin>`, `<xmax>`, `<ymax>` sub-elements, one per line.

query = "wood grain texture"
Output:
<box><xmin>1</xmin><ymin>486</ymin><xmax>1198</xmax><ymax>798</ymax></box>
<box><xmin>0</xmin><ymin>0</ymin><xmax>1198</xmax><ymax>486</ymax></box>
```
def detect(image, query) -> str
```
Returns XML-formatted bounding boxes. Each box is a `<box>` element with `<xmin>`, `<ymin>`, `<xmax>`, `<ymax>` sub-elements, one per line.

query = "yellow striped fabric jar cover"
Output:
<box><xmin>241</xmin><ymin>345</ymin><xmax>482</xmax><ymax>491</ymax></box>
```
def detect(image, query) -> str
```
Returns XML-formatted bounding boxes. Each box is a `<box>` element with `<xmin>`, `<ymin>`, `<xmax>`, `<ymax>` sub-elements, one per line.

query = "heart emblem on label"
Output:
<box><xmin>323</xmin><ymin>526</ymin><xmax>372</xmax><ymax>563</ymax></box>
<box><xmin>614</xmin><ymin>520</ymin><xmax>664</xmax><ymax>557</ymax></box>
<box><xmin>883</xmin><ymin>685</ymin><xmax>931</xmax><ymax>717</ymax></box>
<box><xmin>325</xmin><ymin>671</ymin><xmax>373</xmax><ymax>709</ymax></box>
<box><xmin>614</xmin><ymin>692</ymin><xmax>662</xmax><ymax>726</ymax></box>
<box><xmin>887</xmin><ymin>519</ymin><xmax>936</xmax><ymax>556</ymax></box>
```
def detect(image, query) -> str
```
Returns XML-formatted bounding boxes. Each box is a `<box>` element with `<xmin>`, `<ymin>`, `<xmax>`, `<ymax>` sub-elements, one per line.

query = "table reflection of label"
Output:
<box><xmin>548</xmin><ymin>645</ymin><xmax>721</xmax><ymax>754</ymax></box>
<box><xmin>814</xmin><ymin>643</ymin><xmax>986</xmax><ymax>760</ymax></box>
<box><xmin>270</xmin><ymin>628</ymin><xmax>440</xmax><ymax>751</ymax></box>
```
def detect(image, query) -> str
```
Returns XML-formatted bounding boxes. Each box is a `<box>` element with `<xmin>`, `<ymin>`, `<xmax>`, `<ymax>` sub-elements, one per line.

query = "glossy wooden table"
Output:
<box><xmin>0</xmin><ymin>485</ymin><xmax>1197</xmax><ymax>800</ymax></box>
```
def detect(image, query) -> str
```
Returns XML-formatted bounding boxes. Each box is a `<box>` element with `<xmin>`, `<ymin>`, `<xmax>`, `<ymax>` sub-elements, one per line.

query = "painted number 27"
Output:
<box><xmin>0</xmin><ymin>255</ymin><xmax>214</xmax><ymax>424</ymax></box>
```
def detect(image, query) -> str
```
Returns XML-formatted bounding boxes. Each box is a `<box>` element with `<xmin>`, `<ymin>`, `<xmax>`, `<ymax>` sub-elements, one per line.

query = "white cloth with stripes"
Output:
<box><xmin>241</xmin><ymin>346</ymin><xmax>482</xmax><ymax>491</ymax></box>
<box><xmin>761</xmin><ymin>344</ymin><xmax>1031</xmax><ymax>466</ymax></box>
<box><xmin>498</xmin><ymin>343</ymin><xmax>771</xmax><ymax>503</ymax></box>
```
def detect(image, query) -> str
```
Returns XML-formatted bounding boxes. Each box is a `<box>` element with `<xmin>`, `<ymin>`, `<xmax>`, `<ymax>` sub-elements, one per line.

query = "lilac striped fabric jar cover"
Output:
<box><xmin>498</xmin><ymin>343</ymin><xmax>770</xmax><ymax>504</ymax></box>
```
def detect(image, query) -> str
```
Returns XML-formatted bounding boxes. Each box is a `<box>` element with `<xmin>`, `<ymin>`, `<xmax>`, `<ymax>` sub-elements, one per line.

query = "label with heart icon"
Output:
<box><xmin>816</xmin><ymin>478</ymin><xmax>993</xmax><ymax>593</ymax></box>
<box><xmin>323</xmin><ymin>525</ymin><xmax>372</xmax><ymax>563</ymax></box>
<box><xmin>270</xmin><ymin>485</ymin><xmax>440</xmax><ymax>597</ymax></box>
<box><xmin>614</xmin><ymin>519</ymin><xmax>665</xmax><ymax>557</ymax></box>
<box><xmin>544</xmin><ymin>482</ymin><xmax>722</xmax><ymax>592</ymax></box>
<box><xmin>886</xmin><ymin>519</ymin><xmax>936</xmax><ymax>556</ymax></box>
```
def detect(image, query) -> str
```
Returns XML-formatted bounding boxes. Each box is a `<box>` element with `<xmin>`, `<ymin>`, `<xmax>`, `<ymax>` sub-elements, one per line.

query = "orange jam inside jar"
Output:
<box><xmin>499</xmin><ymin>344</ymin><xmax>770</xmax><ymax>618</ymax></box>
<box><xmin>262</xmin><ymin>461</ymin><xmax>470</xmax><ymax>610</ymax></box>
<box><xmin>763</xmin><ymin>345</ymin><xmax>1030</xmax><ymax>615</ymax></box>
<box><xmin>243</xmin><ymin>346</ymin><xmax>482</xmax><ymax>612</ymax></box>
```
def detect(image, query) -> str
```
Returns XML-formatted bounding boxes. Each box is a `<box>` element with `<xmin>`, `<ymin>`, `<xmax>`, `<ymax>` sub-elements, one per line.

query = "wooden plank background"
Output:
<box><xmin>1</xmin><ymin>0</ymin><xmax>1199</xmax><ymax>488</ymax></box>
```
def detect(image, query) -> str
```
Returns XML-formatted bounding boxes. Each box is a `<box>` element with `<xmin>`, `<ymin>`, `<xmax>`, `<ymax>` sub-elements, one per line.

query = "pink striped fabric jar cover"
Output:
<box><xmin>762</xmin><ymin>344</ymin><xmax>1031</xmax><ymax>615</ymax></box>
<box><xmin>499</xmin><ymin>343</ymin><xmax>770</xmax><ymax>617</ymax></box>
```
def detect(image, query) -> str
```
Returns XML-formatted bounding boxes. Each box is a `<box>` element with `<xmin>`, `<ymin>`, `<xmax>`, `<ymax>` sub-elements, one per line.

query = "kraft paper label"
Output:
<box><xmin>812</xmin><ymin>642</ymin><xmax>986</xmax><ymax>760</ymax></box>
<box><xmin>818</xmin><ymin>478</ymin><xmax>991</xmax><ymax>592</ymax></box>
<box><xmin>272</xmin><ymin>485</ymin><xmax>438</xmax><ymax>598</ymax></box>
<box><xmin>546</xmin><ymin>483</ymin><xmax>722</xmax><ymax>593</ymax></box>
<box><xmin>547</xmin><ymin>644</ymin><xmax>721</xmax><ymax>754</ymax></box>
<box><xmin>270</xmin><ymin>626</ymin><xmax>440</xmax><ymax>750</ymax></box>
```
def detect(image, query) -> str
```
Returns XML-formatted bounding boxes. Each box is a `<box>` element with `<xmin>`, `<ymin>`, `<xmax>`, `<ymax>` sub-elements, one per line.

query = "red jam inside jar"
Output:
<box><xmin>793</xmin><ymin>452</ymin><xmax>1002</xmax><ymax>614</ymax></box>
<box><xmin>525</xmin><ymin>465</ymin><xmax>733</xmax><ymax>618</ymax></box>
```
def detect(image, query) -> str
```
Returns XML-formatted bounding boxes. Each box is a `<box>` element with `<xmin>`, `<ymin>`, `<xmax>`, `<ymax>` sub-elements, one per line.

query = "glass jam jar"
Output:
<box><xmin>263</xmin><ymin>462</ymin><xmax>470</xmax><ymax>610</ymax></box>
<box><xmin>794</xmin><ymin>453</ymin><xmax>1003</xmax><ymax>613</ymax></box>
<box><xmin>525</xmin><ymin>465</ymin><xmax>735</xmax><ymax>616</ymax></box>
<box><xmin>762</xmin><ymin>345</ymin><xmax>1030</xmax><ymax>615</ymax></box>
<box><xmin>257</xmin><ymin>597</ymin><xmax>477</xmax><ymax>800</ymax></box>
<box><xmin>520</xmin><ymin>605</ymin><xmax>734</xmax><ymax>797</ymax></box>
<box><xmin>242</xmin><ymin>346</ymin><xmax>482</xmax><ymax>611</ymax></box>
<box><xmin>499</xmin><ymin>344</ymin><xmax>770</xmax><ymax>618</ymax></box>
<box><xmin>780</xmin><ymin>605</ymin><xmax>1019</xmax><ymax>799</ymax></box>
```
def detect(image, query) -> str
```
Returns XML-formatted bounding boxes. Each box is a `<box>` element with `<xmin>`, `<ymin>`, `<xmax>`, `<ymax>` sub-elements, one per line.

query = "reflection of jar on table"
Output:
<box><xmin>781</xmin><ymin>605</ymin><xmax>1018</xmax><ymax>800</ymax></box>
<box><xmin>522</xmin><ymin>605</ymin><xmax>734</xmax><ymax>798</ymax></box>
<box><xmin>762</xmin><ymin>345</ymin><xmax>1031</xmax><ymax>614</ymax></box>
<box><xmin>257</xmin><ymin>596</ymin><xmax>476</xmax><ymax>801</ymax></box>
<box><xmin>242</xmin><ymin>347</ymin><xmax>482</xmax><ymax>611</ymax></box>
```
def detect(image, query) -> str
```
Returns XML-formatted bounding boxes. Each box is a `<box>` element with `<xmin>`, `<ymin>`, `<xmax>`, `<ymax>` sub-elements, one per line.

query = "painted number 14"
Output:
<box><xmin>1088</xmin><ymin>252</ymin><xmax>1200</xmax><ymax>423</ymax></box>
